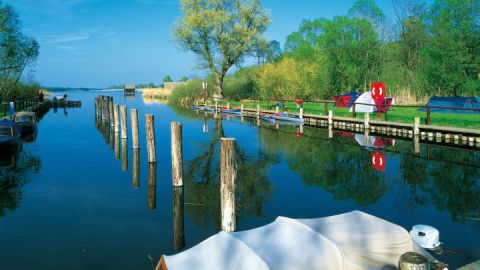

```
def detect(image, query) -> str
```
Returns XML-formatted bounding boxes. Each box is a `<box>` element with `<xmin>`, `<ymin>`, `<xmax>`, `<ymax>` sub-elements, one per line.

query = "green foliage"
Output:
<box><xmin>168</xmin><ymin>79</ymin><xmax>210</xmax><ymax>104</ymax></box>
<box><xmin>163</xmin><ymin>75</ymin><xmax>173</xmax><ymax>82</ymax></box>
<box><xmin>173</xmin><ymin>0</ymin><xmax>479</xmax><ymax>104</ymax></box>
<box><xmin>175</xmin><ymin>0</ymin><xmax>270</xmax><ymax>98</ymax></box>
<box><xmin>223</xmin><ymin>67</ymin><xmax>258</xmax><ymax>100</ymax></box>
<box><xmin>0</xmin><ymin>3</ymin><xmax>39</xmax><ymax>102</ymax></box>
<box><xmin>179</xmin><ymin>76</ymin><xmax>189</xmax><ymax>82</ymax></box>
<box><xmin>422</xmin><ymin>0</ymin><xmax>480</xmax><ymax>96</ymax></box>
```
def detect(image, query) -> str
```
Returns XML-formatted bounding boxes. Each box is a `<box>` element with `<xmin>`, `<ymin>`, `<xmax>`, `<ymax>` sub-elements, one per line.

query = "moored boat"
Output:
<box><xmin>221</xmin><ymin>108</ymin><xmax>242</xmax><ymax>115</ymax></box>
<box><xmin>0</xmin><ymin>120</ymin><xmax>22</xmax><ymax>156</ymax></box>
<box><xmin>191</xmin><ymin>105</ymin><xmax>215</xmax><ymax>112</ymax></box>
<box><xmin>270</xmin><ymin>113</ymin><xmax>305</xmax><ymax>124</ymax></box>
<box><xmin>13</xmin><ymin>111</ymin><xmax>38</xmax><ymax>142</ymax></box>
<box><xmin>259</xmin><ymin>114</ymin><xmax>277</xmax><ymax>124</ymax></box>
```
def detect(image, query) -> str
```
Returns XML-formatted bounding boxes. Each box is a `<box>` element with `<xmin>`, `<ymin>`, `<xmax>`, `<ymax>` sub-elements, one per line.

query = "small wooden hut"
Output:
<box><xmin>124</xmin><ymin>84</ymin><xmax>136</xmax><ymax>95</ymax></box>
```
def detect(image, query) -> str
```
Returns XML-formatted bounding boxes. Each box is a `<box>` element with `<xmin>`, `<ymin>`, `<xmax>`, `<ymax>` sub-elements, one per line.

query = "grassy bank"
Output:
<box><xmin>213</xmin><ymin>100</ymin><xmax>480</xmax><ymax>129</ymax></box>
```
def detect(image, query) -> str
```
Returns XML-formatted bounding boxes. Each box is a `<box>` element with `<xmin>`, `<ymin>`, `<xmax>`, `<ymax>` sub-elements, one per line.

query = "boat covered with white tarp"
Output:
<box><xmin>156</xmin><ymin>211</ymin><xmax>433</xmax><ymax>270</ymax></box>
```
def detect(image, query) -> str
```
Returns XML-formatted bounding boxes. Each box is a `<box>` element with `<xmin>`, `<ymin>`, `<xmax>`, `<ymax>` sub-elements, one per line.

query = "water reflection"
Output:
<box><xmin>148</xmin><ymin>163</ymin><xmax>156</xmax><ymax>210</ymax></box>
<box><xmin>0</xmin><ymin>152</ymin><xmax>41</xmax><ymax>216</ymax></box>
<box><xmin>183</xmin><ymin>119</ymin><xmax>276</xmax><ymax>230</ymax></box>
<box><xmin>258</xmin><ymin>125</ymin><xmax>480</xmax><ymax>219</ymax></box>
<box><xmin>173</xmin><ymin>186</ymin><xmax>185</xmax><ymax>251</ymax></box>
<box><xmin>132</xmin><ymin>149</ymin><xmax>140</xmax><ymax>189</ymax></box>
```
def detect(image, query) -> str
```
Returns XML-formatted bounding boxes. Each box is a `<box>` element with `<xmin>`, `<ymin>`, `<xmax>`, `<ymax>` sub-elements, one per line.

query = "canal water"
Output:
<box><xmin>1</xmin><ymin>90</ymin><xmax>479</xmax><ymax>269</ymax></box>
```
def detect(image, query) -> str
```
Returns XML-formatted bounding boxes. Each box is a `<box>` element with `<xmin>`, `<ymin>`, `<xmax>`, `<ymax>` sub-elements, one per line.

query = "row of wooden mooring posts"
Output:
<box><xmin>95</xmin><ymin>95</ymin><xmax>237</xmax><ymax>234</ymax></box>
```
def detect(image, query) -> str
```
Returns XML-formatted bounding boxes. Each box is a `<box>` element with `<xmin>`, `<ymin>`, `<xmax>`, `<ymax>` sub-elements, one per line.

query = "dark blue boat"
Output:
<box><xmin>0</xmin><ymin>120</ymin><xmax>22</xmax><ymax>156</ymax></box>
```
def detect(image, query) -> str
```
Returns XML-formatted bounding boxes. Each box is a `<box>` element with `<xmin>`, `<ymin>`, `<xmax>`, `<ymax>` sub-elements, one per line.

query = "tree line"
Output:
<box><xmin>0</xmin><ymin>2</ymin><xmax>39</xmax><ymax>103</ymax></box>
<box><xmin>173</xmin><ymin>0</ymin><xmax>479</xmax><ymax>104</ymax></box>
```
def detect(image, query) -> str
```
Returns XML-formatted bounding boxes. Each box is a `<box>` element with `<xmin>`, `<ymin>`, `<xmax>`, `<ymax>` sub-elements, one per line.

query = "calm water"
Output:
<box><xmin>1</xmin><ymin>90</ymin><xmax>479</xmax><ymax>269</ymax></box>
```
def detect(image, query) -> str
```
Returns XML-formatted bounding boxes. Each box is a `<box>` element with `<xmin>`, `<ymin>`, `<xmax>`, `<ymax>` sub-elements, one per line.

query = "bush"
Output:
<box><xmin>168</xmin><ymin>79</ymin><xmax>213</xmax><ymax>104</ymax></box>
<box><xmin>0</xmin><ymin>80</ymin><xmax>40</xmax><ymax>103</ymax></box>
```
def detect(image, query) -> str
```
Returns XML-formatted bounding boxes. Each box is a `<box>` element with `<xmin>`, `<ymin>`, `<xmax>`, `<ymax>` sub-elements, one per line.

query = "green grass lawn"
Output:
<box><xmin>217</xmin><ymin>100</ymin><xmax>480</xmax><ymax>129</ymax></box>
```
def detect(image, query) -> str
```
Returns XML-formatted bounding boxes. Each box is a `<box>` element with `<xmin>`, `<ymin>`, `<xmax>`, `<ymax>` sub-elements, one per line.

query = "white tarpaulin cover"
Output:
<box><xmin>161</xmin><ymin>211</ymin><xmax>431</xmax><ymax>270</ymax></box>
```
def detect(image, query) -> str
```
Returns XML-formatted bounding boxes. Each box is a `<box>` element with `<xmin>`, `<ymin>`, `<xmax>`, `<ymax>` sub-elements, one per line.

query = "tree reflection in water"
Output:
<box><xmin>259</xmin><ymin>126</ymin><xmax>387</xmax><ymax>205</ymax></box>
<box><xmin>260</xmin><ymin>125</ymin><xmax>480</xmax><ymax>221</ymax></box>
<box><xmin>0</xmin><ymin>152</ymin><xmax>41</xmax><ymax>217</ymax></box>
<box><xmin>183</xmin><ymin>119</ymin><xmax>278</xmax><ymax>230</ymax></box>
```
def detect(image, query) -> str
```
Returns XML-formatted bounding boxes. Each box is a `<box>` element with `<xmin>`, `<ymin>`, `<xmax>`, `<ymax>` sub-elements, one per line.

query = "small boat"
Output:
<box><xmin>157</xmin><ymin>211</ymin><xmax>438</xmax><ymax>270</ymax></box>
<box><xmin>221</xmin><ymin>108</ymin><xmax>243</xmax><ymax>116</ymax></box>
<box><xmin>259</xmin><ymin>114</ymin><xmax>277</xmax><ymax>124</ymax></box>
<box><xmin>270</xmin><ymin>113</ymin><xmax>305</xmax><ymax>124</ymax></box>
<box><xmin>0</xmin><ymin>120</ymin><xmax>22</xmax><ymax>156</ymax></box>
<box><xmin>191</xmin><ymin>105</ymin><xmax>216</xmax><ymax>113</ymax></box>
<box><xmin>13</xmin><ymin>111</ymin><xmax>38</xmax><ymax>142</ymax></box>
<box><xmin>191</xmin><ymin>105</ymin><xmax>205</xmax><ymax>110</ymax></box>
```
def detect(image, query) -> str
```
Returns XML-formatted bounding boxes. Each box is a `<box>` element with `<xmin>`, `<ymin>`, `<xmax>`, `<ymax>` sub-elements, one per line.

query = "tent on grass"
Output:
<box><xmin>419</xmin><ymin>96</ymin><xmax>479</xmax><ymax>114</ymax></box>
<box><xmin>333</xmin><ymin>92</ymin><xmax>360</xmax><ymax>108</ymax></box>
<box><xmin>349</xmin><ymin>92</ymin><xmax>394</xmax><ymax>113</ymax></box>
<box><xmin>157</xmin><ymin>211</ymin><xmax>433</xmax><ymax>270</ymax></box>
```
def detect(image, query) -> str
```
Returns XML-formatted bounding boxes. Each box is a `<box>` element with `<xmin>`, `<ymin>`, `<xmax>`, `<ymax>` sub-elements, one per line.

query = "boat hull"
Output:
<box><xmin>221</xmin><ymin>109</ymin><xmax>242</xmax><ymax>116</ymax></box>
<box><xmin>270</xmin><ymin>114</ymin><xmax>305</xmax><ymax>124</ymax></box>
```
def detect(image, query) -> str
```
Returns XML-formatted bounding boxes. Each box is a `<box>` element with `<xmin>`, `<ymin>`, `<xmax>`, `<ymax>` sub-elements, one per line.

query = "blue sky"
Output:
<box><xmin>6</xmin><ymin>0</ymin><xmax>400</xmax><ymax>88</ymax></box>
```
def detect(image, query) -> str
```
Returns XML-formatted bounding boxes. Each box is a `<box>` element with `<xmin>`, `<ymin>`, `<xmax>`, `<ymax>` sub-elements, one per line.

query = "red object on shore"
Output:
<box><xmin>372</xmin><ymin>152</ymin><xmax>385</xmax><ymax>171</ymax></box>
<box><xmin>371</xmin><ymin>82</ymin><xmax>386</xmax><ymax>100</ymax></box>
<box><xmin>295</xmin><ymin>99</ymin><xmax>302</xmax><ymax>105</ymax></box>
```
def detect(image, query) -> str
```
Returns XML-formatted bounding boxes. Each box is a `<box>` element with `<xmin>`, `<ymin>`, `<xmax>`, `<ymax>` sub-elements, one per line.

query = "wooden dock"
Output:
<box><xmin>238</xmin><ymin>107</ymin><xmax>480</xmax><ymax>148</ymax></box>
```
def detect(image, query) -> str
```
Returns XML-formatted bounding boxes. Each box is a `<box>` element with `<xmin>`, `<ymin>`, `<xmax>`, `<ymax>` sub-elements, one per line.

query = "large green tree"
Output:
<box><xmin>422</xmin><ymin>0</ymin><xmax>480</xmax><ymax>96</ymax></box>
<box><xmin>175</xmin><ymin>0</ymin><xmax>269</xmax><ymax>100</ymax></box>
<box><xmin>0</xmin><ymin>3</ymin><xmax>39</xmax><ymax>102</ymax></box>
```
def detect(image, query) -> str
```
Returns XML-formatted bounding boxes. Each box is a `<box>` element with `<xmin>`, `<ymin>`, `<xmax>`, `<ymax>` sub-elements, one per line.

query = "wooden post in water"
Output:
<box><xmin>122</xmin><ymin>139</ymin><xmax>128</xmax><ymax>171</ymax></box>
<box><xmin>275</xmin><ymin>105</ymin><xmax>279</xmax><ymax>114</ymax></box>
<box><xmin>215</xmin><ymin>101</ymin><xmax>218</xmax><ymax>112</ymax></box>
<box><xmin>240</xmin><ymin>103</ymin><xmax>244</xmax><ymax>114</ymax></box>
<box><xmin>131</xmin><ymin>109</ymin><xmax>139</xmax><ymax>149</ymax></box>
<box><xmin>120</xmin><ymin>106</ymin><xmax>128</xmax><ymax>139</ymax></box>
<box><xmin>299</xmin><ymin>108</ymin><xmax>304</xmax><ymax>119</ymax></box>
<box><xmin>414</xmin><ymin>117</ymin><xmax>420</xmax><ymax>136</ymax></box>
<box><xmin>103</xmin><ymin>96</ymin><xmax>108</xmax><ymax>120</ymax></box>
<box><xmin>328</xmin><ymin>110</ymin><xmax>333</xmax><ymax>126</ymax></box>
<box><xmin>398</xmin><ymin>252</ymin><xmax>429</xmax><ymax>270</ymax></box>
<box><xmin>173</xmin><ymin>186</ymin><xmax>185</xmax><ymax>251</ymax></box>
<box><xmin>256</xmin><ymin>105</ymin><xmax>261</xmax><ymax>119</ymax></box>
<box><xmin>227</xmin><ymin>102</ymin><xmax>230</xmax><ymax>110</ymax></box>
<box><xmin>220</xmin><ymin>138</ymin><xmax>237</xmax><ymax>232</ymax></box>
<box><xmin>114</xmin><ymin>104</ymin><xmax>120</xmax><ymax>133</ymax></box>
<box><xmin>132</xmin><ymin>149</ymin><xmax>140</xmax><ymax>189</ymax></box>
<box><xmin>114</xmin><ymin>132</ymin><xmax>120</xmax><ymax>160</ymax></box>
<box><xmin>148</xmin><ymin>163</ymin><xmax>157</xmax><ymax>210</ymax></box>
<box><xmin>146</xmin><ymin>114</ymin><xmax>156</xmax><ymax>163</ymax></box>
<box><xmin>171</xmin><ymin>122</ymin><xmax>183</xmax><ymax>187</ymax></box>
<box><xmin>108</xmin><ymin>102</ymin><xmax>114</xmax><ymax>125</ymax></box>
